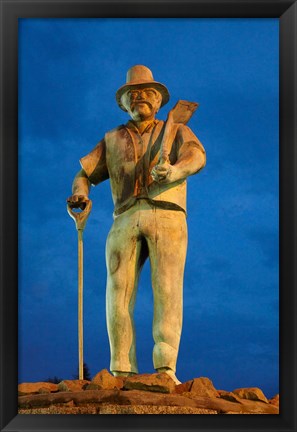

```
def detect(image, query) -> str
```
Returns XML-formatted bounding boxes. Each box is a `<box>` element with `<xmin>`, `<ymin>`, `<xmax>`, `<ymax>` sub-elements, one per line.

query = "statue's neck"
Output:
<box><xmin>132</xmin><ymin>118</ymin><xmax>156</xmax><ymax>134</ymax></box>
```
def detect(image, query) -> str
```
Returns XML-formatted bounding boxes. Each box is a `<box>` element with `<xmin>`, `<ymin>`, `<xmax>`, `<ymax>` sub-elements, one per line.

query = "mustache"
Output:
<box><xmin>131</xmin><ymin>100</ymin><xmax>153</xmax><ymax>110</ymax></box>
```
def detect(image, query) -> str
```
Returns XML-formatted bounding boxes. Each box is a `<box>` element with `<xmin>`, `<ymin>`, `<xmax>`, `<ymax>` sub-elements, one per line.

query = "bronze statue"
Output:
<box><xmin>67</xmin><ymin>65</ymin><xmax>206</xmax><ymax>384</ymax></box>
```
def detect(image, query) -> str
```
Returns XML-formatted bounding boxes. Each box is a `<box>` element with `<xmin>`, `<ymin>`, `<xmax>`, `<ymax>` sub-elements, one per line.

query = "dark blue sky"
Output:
<box><xmin>18</xmin><ymin>18</ymin><xmax>279</xmax><ymax>398</ymax></box>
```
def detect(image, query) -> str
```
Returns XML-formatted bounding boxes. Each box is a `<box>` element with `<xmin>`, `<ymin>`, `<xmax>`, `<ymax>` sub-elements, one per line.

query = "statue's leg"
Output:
<box><xmin>105</xmin><ymin>210</ymin><xmax>146</xmax><ymax>375</ymax></box>
<box><xmin>146</xmin><ymin>209</ymin><xmax>188</xmax><ymax>374</ymax></box>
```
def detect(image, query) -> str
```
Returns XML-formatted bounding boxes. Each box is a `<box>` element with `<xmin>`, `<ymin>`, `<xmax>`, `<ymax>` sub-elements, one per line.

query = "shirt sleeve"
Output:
<box><xmin>79</xmin><ymin>138</ymin><xmax>109</xmax><ymax>186</ymax></box>
<box><xmin>175</xmin><ymin>124</ymin><xmax>206</xmax><ymax>159</ymax></box>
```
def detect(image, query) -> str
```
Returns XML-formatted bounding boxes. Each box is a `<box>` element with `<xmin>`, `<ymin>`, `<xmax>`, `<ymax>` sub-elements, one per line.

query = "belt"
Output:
<box><xmin>113</xmin><ymin>197</ymin><xmax>186</xmax><ymax>217</ymax></box>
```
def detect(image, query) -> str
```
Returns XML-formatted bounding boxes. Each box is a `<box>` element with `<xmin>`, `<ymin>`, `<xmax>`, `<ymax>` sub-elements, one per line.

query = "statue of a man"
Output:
<box><xmin>67</xmin><ymin>65</ymin><xmax>206</xmax><ymax>384</ymax></box>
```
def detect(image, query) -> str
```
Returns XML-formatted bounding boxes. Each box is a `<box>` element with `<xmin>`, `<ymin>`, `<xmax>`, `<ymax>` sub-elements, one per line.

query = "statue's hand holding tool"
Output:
<box><xmin>67</xmin><ymin>194</ymin><xmax>92</xmax><ymax>232</ymax></box>
<box><xmin>151</xmin><ymin>163</ymin><xmax>177</xmax><ymax>184</ymax></box>
<box><xmin>67</xmin><ymin>194</ymin><xmax>90</xmax><ymax>211</ymax></box>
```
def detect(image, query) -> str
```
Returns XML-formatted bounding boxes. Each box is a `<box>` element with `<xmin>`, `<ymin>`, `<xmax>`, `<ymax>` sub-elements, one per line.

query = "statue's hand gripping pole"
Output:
<box><xmin>67</xmin><ymin>200</ymin><xmax>92</xmax><ymax>380</ymax></box>
<box><xmin>67</xmin><ymin>199</ymin><xmax>92</xmax><ymax>231</ymax></box>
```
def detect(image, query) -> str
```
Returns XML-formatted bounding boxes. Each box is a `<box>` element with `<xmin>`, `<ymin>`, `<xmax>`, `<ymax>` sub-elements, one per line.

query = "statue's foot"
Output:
<box><xmin>112</xmin><ymin>371</ymin><xmax>136</xmax><ymax>378</ymax></box>
<box><xmin>156</xmin><ymin>367</ymin><xmax>181</xmax><ymax>385</ymax></box>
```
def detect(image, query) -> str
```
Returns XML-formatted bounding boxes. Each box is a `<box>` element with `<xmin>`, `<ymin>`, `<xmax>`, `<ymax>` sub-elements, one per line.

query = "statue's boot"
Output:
<box><xmin>156</xmin><ymin>367</ymin><xmax>181</xmax><ymax>385</ymax></box>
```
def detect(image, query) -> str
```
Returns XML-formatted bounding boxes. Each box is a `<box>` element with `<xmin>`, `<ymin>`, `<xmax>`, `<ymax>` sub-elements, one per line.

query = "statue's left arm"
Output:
<box><xmin>152</xmin><ymin>124</ymin><xmax>206</xmax><ymax>184</ymax></box>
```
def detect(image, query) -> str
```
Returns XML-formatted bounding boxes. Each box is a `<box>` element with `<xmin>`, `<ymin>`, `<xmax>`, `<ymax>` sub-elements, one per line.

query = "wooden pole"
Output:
<box><xmin>78</xmin><ymin>229</ymin><xmax>84</xmax><ymax>380</ymax></box>
<box><xmin>67</xmin><ymin>200</ymin><xmax>92</xmax><ymax>381</ymax></box>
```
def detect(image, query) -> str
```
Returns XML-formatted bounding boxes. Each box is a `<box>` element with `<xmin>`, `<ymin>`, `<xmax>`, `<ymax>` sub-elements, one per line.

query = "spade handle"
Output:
<box><xmin>67</xmin><ymin>199</ymin><xmax>92</xmax><ymax>380</ymax></box>
<box><xmin>67</xmin><ymin>200</ymin><xmax>92</xmax><ymax>231</ymax></box>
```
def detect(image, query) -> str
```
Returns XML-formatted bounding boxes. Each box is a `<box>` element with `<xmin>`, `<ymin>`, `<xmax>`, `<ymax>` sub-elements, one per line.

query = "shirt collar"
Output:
<box><xmin>126</xmin><ymin>119</ymin><xmax>159</xmax><ymax>135</ymax></box>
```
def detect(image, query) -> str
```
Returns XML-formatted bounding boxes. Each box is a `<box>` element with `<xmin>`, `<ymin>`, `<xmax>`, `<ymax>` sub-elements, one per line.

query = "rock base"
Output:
<box><xmin>18</xmin><ymin>371</ymin><xmax>279</xmax><ymax>415</ymax></box>
<box><xmin>19</xmin><ymin>403</ymin><xmax>217</xmax><ymax>415</ymax></box>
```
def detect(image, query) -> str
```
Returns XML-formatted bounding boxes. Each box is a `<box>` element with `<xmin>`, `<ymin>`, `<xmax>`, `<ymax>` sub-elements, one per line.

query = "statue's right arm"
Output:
<box><xmin>67</xmin><ymin>169</ymin><xmax>91</xmax><ymax>209</ymax></box>
<box><xmin>67</xmin><ymin>138</ymin><xmax>109</xmax><ymax>209</ymax></box>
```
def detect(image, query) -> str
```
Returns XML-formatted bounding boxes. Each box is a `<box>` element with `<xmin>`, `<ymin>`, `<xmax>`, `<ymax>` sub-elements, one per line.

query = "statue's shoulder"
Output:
<box><xmin>175</xmin><ymin>123</ymin><xmax>198</xmax><ymax>140</ymax></box>
<box><xmin>105</xmin><ymin>125</ymin><xmax>126</xmax><ymax>139</ymax></box>
<box><xmin>176</xmin><ymin>123</ymin><xmax>194</xmax><ymax>133</ymax></box>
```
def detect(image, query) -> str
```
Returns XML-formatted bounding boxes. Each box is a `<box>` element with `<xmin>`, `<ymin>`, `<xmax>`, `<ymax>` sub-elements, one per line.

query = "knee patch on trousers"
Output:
<box><xmin>109</xmin><ymin>251</ymin><xmax>121</xmax><ymax>274</ymax></box>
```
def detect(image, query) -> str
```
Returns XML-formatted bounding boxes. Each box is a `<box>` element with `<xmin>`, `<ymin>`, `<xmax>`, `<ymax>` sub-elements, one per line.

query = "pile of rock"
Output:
<box><xmin>18</xmin><ymin>370</ymin><xmax>279</xmax><ymax>414</ymax></box>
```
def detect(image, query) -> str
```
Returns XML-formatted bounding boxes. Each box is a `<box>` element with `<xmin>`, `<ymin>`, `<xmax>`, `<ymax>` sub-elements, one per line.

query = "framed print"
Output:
<box><xmin>1</xmin><ymin>1</ymin><xmax>296</xmax><ymax>431</ymax></box>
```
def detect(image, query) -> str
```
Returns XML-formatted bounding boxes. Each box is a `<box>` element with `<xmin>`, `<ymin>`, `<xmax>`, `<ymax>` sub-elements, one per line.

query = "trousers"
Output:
<box><xmin>105</xmin><ymin>199</ymin><xmax>188</xmax><ymax>373</ymax></box>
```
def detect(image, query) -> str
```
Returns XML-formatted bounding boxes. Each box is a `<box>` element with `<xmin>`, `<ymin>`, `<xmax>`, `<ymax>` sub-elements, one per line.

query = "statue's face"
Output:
<box><xmin>121</xmin><ymin>87</ymin><xmax>162</xmax><ymax>121</ymax></box>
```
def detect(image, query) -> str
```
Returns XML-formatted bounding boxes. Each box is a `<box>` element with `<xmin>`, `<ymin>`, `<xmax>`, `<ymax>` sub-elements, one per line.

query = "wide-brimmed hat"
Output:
<box><xmin>116</xmin><ymin>65</ymin><xmax>170</xmax><ymax>112</ymax></box>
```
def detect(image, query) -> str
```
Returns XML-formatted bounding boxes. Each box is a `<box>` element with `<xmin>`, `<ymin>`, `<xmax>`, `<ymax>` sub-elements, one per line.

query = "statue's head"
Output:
<box><xmin>116</xmin><ymin>65</ymin><xmax>170</xmax><ymax>121</ymax></box>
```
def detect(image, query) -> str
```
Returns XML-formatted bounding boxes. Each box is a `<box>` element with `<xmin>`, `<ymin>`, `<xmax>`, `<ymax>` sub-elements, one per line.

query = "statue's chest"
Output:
<box><xmin>106</xmin><ymin>124</ymin><xmax>165</xmax><ymax>171</ymax></box>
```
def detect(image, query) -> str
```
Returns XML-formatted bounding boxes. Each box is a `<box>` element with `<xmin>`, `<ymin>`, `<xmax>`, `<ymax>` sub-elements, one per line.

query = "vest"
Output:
<box><xmin>104</xmin><ymin>121</ymin><xmax>187</xmax><ymax>217</ymax></box>
<box><xmin>80</xmin><ymin>121</ymin><xmax>204</xmax><ymax>218</ymax></box>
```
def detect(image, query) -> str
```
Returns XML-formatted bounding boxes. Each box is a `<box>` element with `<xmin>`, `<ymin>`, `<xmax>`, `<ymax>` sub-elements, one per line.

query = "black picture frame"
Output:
<box><xmin>1</xmin><ymin>1</ymin><xmax>296</xmax><ymax>431</ymax></box>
